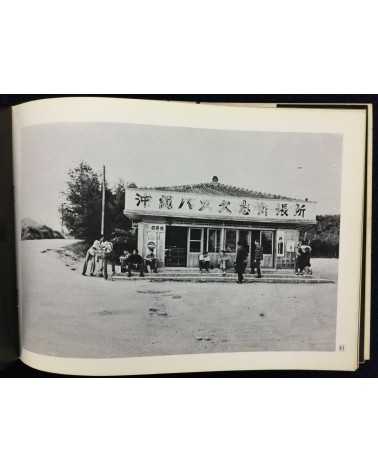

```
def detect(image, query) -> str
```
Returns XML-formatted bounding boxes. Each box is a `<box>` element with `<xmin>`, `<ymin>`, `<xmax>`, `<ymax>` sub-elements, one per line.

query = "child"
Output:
<box><xmin>119</xmin><ymin>250</ymin><xmax>130</xmax><ymax>273</ymax></box>
<box><xmin>219</xmin><ymin>250</ymin><xmax>229</xmax><ymax>276</ymax></box>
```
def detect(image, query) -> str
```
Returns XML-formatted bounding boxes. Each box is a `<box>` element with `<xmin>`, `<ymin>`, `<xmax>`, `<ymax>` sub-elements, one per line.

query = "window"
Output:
<box><xmin>189</xmin><ymin>228</ymin><xmax>202</xmax><ymax>253</ymax></box>
<box><xmin>208</xmin><ymin>229</ymin><xmax>221</xmax><ymax>252</ymax></box>
<box><xmin>261</xmin><ymin>231</ymin><xmax>273</xmax><ymax>254</ymax></box>
<box><xmin>225</xmin><ymin>229</ymin><xmax>237</xmax><ymax>252</ymax></box>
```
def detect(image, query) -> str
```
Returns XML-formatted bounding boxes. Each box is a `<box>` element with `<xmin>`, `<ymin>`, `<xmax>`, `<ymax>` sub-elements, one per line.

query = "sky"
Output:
<box><xmin>18</xmin><ymin>122</ymin><xmax>343</xmax><ymax>230</ymax></box>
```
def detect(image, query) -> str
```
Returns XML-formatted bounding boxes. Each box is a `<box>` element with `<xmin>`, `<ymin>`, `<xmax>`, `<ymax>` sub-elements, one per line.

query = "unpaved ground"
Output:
<box><xmin>20</xmin><ymin>240</ymin><xmax>338</xmax><ymax>358</ymax></box>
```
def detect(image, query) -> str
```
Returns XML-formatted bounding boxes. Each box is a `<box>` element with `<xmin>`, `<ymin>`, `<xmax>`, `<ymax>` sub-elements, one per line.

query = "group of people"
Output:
<box><xmin>199</xmin><ymin>240</ymin><xmax>263</xmax><ymax>284</ymax></box>
<box><xmin>82</xmin><ymin>235</ymin><xmax>158</xmax><ymax>280</ymax></box>
<box><xmin>295</xmin><ymin>240</ymin><xmax>312</xmax><ymax>275</ymax></box>
<box><xmin>82</xmin><ymin>234</ymin><xmax>312</xmax><ymax>282</ymax></box>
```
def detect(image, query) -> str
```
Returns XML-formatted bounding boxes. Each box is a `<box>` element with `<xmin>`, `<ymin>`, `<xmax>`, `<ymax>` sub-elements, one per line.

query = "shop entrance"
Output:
<box><xmin>165</xmin><ymin>226</ymin><xmax>188</xmax><ymax>267</ymax></box>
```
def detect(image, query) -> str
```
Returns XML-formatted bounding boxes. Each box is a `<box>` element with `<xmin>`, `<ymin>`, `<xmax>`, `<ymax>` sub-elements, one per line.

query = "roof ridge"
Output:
<box><xmin>135</xmin><ymin>181</ymin><xmax>310</xmax><ymax>202</ymax></box>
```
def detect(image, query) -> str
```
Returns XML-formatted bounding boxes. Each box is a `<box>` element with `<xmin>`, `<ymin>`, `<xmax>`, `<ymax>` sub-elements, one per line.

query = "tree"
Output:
<box><xmin>60</xmin><ymin>163</ymin><xmax>134</xmax><ymax>242</ymax></box>
<box><xmin>105</xmin><ymin>180</ymin><xmax>133</xmax><ymax>235</ymax></box>
<box><xmin>60</xmin><ymin>162</ymin><xmax>102</xmax><ymax>241</ymax></box>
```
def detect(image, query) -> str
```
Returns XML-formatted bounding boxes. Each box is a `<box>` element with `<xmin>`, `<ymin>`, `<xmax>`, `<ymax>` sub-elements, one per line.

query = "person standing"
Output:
<box><xmin>295</xmin><ymin>241</ymin><xmax>304</xmax><ymax>275</ymax></box>
<box><xmin>100</xmin><ymin>238</ymin><xmax>114</xmax><ymax>280</ymax></box>
<box><xmin>301</xmin><ymin>240</ymin><xmax>312</xmax><ymax>275</ymax></box>
<box><xmin>219</xmin><ymin>250</ymin><xmax>229</xmax><ymax>276</ymax></box>
<box><xmin>235</xmin><ymin>242</ymin><xmax>247</xmax><ymax>284</ymax></box>
<box><xmin>253</xmin><ymin>240</ymin><xmax>263</xmax><ymax>278</ymax></box>
<box><xmin>82</xmin><ymin>236</ymin><xmax>103</xmax><ymax>276</ymax></box>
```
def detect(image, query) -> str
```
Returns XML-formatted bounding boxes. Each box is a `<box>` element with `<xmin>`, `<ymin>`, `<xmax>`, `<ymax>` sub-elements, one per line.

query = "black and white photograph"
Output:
<box><xmin>12</xmin><ymin>98</ymin><xmax>367</xmax><ymax>374</ymax></box>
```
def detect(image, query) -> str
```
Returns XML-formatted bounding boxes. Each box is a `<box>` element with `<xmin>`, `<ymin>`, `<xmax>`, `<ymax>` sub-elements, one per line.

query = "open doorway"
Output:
<box><xmin>165</xmin><ymin>226</ymin><xmax>188</xmax><ymax>267</ymax></box>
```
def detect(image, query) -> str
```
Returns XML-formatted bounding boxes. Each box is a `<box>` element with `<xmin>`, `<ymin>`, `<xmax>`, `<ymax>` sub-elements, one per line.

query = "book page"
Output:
<box><xmin>12</xmin><ymin>97</ymin><xmax>367</xmax><ymax>375</ymax></box>
<box><xmin>363</xmin><ymin>104</ymin><xmax>373</xmax><ymax>361</ymax></box>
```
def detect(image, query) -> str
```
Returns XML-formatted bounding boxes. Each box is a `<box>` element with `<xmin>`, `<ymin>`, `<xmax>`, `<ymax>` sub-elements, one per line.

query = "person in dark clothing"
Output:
<box><xmin>300</xmin><ymin>241</ymin><xmax>312</xmax><ymax>275</ymax></box>
<box><xmin>253</xmin><ymin>240</ymin><xmax>263</xmax><ymax>278</ymax></box>
<box><xmin>295</xmin><ymin>241</ymin><xmax>304</xmax><ymax>275</ymax></box>
<box><xmin>127</xmin><ymin>249</ymin><xmax>145</xmax><ymax>277</ymax></box>
<box><xmin>235</xmin><ymin>242</ymin><xmax>248</xmax><ymax>284</ymax></box>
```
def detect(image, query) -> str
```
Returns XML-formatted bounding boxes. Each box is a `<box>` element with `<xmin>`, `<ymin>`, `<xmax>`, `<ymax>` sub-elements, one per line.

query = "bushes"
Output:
<box><xmin>300</xmin><ymin>215</ymin><xmax>340</xmax><ymax>258</ymax></box>
<box><xmin>60</xmin><ymin>162</ymin><xmax>133</xmax><ymax>243</ymax></box>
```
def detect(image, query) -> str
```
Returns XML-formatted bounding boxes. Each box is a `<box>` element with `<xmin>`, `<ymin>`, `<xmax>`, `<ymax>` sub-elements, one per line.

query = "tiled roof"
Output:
<box><xmin>136</xmin><ymin>182</ymin><xmax>307</xmax><ymax>202</ymax></box>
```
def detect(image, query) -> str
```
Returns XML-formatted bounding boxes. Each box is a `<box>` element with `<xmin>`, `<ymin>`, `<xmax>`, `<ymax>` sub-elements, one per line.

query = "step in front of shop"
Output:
<box><xmin>111</xmin><ymin>272</ymin><xmax>334</xmax><ymax>284</ymax></box>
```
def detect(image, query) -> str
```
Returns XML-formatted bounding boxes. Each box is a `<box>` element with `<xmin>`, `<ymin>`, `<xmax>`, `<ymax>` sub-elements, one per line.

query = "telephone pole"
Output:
<box><xmin>101</xmin><ymin>165</ymin><xmax>106</xmax><ymax>236</ymax></box>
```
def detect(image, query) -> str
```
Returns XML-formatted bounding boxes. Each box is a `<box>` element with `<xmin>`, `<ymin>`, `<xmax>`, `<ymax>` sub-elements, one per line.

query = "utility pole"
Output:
<box><xmin>101</xmin><ymin>165</ymin><xmax>106</xmax><ymax>236</ymax></box>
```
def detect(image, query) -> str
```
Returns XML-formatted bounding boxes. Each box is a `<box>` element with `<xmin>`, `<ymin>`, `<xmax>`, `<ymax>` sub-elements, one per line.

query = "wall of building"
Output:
<box><xmin>275</xmin><ymin>228</ymin><xmax>300</xmax><ymax>269</ymax></box>
<box><xmin>138</xmin><ymin>222</ymin><xmax>166</xmax><ymax>263</ymax></box>
<box><xmin>137</xmin><ymin>220</ymin><xmax>301</xmax><ymax>269</ymax></box>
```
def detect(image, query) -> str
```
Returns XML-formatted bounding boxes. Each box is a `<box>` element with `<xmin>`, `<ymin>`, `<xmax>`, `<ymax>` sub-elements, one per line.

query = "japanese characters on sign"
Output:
<box><xmin>125</xmin><ymin>189</ymin><xmax>316</xmax><ymax>222</ymax></box>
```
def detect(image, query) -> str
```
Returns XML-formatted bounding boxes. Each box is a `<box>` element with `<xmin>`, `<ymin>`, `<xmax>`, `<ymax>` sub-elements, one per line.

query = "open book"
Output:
<box><xmin>0</xmin><ymin>97</ymin><xmax>372</xmax><ymax>375</ymax></box>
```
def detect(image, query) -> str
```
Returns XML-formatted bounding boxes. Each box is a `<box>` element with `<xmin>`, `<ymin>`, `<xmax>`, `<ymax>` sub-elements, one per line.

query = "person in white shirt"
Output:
<box><xmin>219</xmin><ymin>250</ymin><xmax>229</xmax><ymax>276</ymax></box>
<box><xmin>199</xmin><ymin>251</ymin><xmax>210</xmax><ymax>272</ymax></box>
<box><xmin>99</xmin><ymin>239</ymin><xmax>114</xmax><ymax>280</ymax></box>
<box><xmin>82</xmin><ymin>236</ymin><xmax>103</xmax><ymax>276</ymax></box>
<box><xmin>145</xmin><ymin>248</ymin><xmax>158</xmax><ymax>273</ymax></box>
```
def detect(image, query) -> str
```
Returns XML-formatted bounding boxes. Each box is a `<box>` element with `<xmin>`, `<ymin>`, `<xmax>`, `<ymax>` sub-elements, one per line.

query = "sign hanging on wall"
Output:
<box><xmin>125</xmin><ymin>188</ymin><xmax>317</xmax><ymax>223</ymax></box>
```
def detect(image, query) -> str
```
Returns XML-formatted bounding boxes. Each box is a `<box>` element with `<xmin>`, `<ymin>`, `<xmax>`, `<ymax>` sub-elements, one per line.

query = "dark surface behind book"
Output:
<box><xmin>0</xmin><ymin>94</ymin><xmax>376</xmax><ymax>377</ymax></box>
<box><xmin>0</xmin><ymin>106</ymin><xmax>20</xmax><ymax>367</ymax></box>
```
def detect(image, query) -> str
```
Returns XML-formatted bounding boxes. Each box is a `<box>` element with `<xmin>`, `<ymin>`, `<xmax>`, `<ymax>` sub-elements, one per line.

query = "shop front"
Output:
<box><xmin>124</xmin><ymin>181</ymin><xmax>317</xmax><ymax>269</ymax></box>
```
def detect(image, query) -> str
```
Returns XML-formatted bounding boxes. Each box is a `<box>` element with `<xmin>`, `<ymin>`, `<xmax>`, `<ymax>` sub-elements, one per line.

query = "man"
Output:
<box><xmin>145</xmin><ymin>248</ymin><xmax>158</xmax><ymax>273</ymax></box>
<box><xmin>199</xmin><ymin>251</ymin><xmax>210</xmax><ymax>272</ymax></box>
<box><xmin>127</xmin><ymin>249</ymin><xmax>145</xmax><ymax>277</ymax></box>
<box><xmin>235</xmin><ymin>242</ymin><xmax>247</xmax><ymax>284</ymax></box>
<box><xmin>253</xmin><ymin>240</ymin><xmax>263</xmax><ymax>278</ymax></box>
<box><xmin>82</xmin><ymin>236</ymin><xmax>103</xmax><ymax>276</ymax></box>
<box><xmin>100</xmin><ymin>237</ymin><xmax>114</xmax><ymax>280</ymax></box>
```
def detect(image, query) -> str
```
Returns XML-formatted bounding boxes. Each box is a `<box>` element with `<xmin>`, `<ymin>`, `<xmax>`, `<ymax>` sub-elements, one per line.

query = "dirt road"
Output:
<box><xmin>20</xmin><ymin>240</ymin><xmax>337</xmax><ymax>358</ymax></box>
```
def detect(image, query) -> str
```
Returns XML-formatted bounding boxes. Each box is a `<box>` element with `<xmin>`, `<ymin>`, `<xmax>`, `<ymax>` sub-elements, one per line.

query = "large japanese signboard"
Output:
<box><xmin>125</xmin><ymin>188</ymin><xmax>317</xmax><ymax>223</ymax></box>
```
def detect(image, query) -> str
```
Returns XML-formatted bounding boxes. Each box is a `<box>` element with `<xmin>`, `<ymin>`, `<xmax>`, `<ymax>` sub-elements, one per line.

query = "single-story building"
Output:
<box><xmin>124</xmin><ymin>177</ymin><xmax>316</xmax><ymax>269</ymax></box>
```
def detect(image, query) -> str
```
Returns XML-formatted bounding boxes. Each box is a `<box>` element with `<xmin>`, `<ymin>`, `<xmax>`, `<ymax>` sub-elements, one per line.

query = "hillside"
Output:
<box><xmin>21</xmin><ymin>218</ymin><xmax>64</xmax><ymax>240</ymax></box>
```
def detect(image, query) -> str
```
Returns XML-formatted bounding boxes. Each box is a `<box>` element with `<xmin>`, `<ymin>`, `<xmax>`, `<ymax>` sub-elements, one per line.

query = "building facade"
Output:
<box><xmin>124</xmin><ymin>180</ymin><xmax>317</xmax><ymax>269</ymax></box>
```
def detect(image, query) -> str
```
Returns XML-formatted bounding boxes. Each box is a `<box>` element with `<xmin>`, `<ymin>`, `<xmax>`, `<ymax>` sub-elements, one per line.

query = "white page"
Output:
<box><xmin>12</xmin><ymin>97</ymin><xmax>366</xmax><ymax>375</ymax></box>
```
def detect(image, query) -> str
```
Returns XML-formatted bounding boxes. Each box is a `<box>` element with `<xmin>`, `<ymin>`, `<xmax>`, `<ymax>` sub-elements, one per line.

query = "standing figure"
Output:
<box><xmin>301</xmin><ymin>241</ymin><xmax>312</xmax><ymax>275</ymax></box>
<box><xmin>219</xmin><ymin>250</ymin><xmax>229</xmax><ymax>276</ymax></box>
<box><xmin>199</xmin><ymin>251</ymin><xmax>210</xmax><ymax>272</ymax></box>
<box><xmin>82</xmin><ymin>236</ymin><xmax>103</xmax><ymax>276</ymax></box>
<box><xmin>235</xmin><ymin>242</ymin><xmax>247</xmax><ymax>284</ymax></box>
<box><xmin>100</xmin><ymin>238</ymin><xmax>114</xmax><ymax>280</ymax></box>
<box><xmin>253</xmin><ymin>240</ymin><xmax>263</xmax><ymax>278</ymax></box>
<box><xmin>295</xmin><ymin>241</ymin><xmax>304</xmax><ymax>275</ymax></box>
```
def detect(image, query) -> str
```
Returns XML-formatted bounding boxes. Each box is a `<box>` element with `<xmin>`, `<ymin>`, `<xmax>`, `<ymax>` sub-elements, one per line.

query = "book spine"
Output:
<box><xmin>0</xmin><ymin>106</ymin><xmax>20</xmax><ymax>369</ymax></box>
